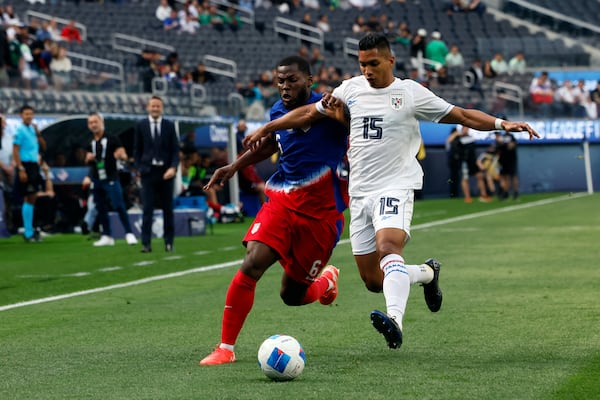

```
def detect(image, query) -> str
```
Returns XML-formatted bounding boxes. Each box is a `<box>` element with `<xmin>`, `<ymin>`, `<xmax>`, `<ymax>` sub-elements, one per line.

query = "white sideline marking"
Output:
<box><xmin>0</xmin><ymin>261</ymin><xmax>241</xmax><ymax>312</ymax></box>
<box><xmin>0</xmin><ymin>193</ymin><xmax>588</xmax><ymax>312</ymax></box>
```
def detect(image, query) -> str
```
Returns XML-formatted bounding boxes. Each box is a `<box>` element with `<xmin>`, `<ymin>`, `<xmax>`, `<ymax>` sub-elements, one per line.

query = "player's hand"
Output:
<box><xmin>203</xmin><ymin>165</ymin><xmax>235</xmax><ymax>190</ymax></box>
<box><xmin>82</xmin><ymin>176</ymin><xmax>92</xmax><ymax>189</ymax></box>
<box><xmin>243</xmin><ymin>127</ymin><xmax>270</xmax><ymax>151</ymax></box>
<box><xmin>502</xmin><ymin>121</ymin><xmax>540</xmax><ymax>141</ymax></box>
<box><xmin>163</xmin><ymin>167</ymin><xmax>176</xmax><ymax>180</ymax></box>
<box><xmin>18</xmin><ymin>169</ymin><xmax>27</xmax><ymax>183</ymax></box>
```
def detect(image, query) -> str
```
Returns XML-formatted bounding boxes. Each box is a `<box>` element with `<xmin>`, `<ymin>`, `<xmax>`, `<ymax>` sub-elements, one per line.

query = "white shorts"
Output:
<box><xmin>349</xmin><ymin>189</ymin><xmax>414</xmax><ymax>256</ymax></box>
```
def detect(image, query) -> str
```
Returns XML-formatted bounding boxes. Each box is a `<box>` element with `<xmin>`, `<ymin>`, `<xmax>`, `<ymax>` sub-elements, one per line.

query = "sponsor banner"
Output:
<box><xmin>419</xmin><ymin>119</ymin><xmax>600</xmax><ymax>145</ymax></box>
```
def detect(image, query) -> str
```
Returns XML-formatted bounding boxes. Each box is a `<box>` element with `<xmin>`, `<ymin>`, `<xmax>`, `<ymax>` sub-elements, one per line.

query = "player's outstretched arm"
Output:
<box><xmin>204</xmin><ymin>137</ymin><xmax>277</xmax><ymax>190</ymax></box>
<box><xmin>243</xmin><ymin>103</ymin><xmax>327</xmax><ymax>150</ymax></box>
<box><xmin>441</xmin><ymin>106</ymin><xmax>540</xmax><ymax>140</ymax></box>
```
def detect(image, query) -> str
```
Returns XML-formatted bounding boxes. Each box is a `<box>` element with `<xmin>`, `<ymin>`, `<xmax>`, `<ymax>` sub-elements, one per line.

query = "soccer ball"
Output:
<box><xmin>257</xmin><ymin>334</ymin><xmax>306</xmax><ymax>381</ymax></box>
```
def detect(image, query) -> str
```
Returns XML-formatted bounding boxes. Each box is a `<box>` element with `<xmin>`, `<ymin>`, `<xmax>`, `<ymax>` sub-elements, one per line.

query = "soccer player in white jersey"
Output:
<box><xmin>244</xmin><ymin>33</ymin><xmax>539</xmax><ymax>349</ymax></box>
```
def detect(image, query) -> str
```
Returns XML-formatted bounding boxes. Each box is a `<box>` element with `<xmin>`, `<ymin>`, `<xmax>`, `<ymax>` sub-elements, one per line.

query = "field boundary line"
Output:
<box><xmin>0</xmin><ymin>192</ymin><xmax>588</xmax><ymax>312</ymax></box>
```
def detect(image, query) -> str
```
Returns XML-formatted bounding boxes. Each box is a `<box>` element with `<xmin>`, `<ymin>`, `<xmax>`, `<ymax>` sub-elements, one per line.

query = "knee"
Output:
<box><xmin>361</xmin><ymin>275</ymin><xmax>383</xmax><ymax>293</ymax></box>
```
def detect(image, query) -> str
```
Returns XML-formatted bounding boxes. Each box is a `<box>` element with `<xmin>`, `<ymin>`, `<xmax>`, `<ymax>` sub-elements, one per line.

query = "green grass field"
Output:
<box><xmin>1</xmin><ymin>192</ymin><xmax>599</xmax><ymax>400</ymax></box>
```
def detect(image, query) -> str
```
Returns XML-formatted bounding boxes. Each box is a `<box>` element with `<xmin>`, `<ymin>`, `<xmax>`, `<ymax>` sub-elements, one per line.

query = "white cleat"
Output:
<box><xmin>93</xmin><ymin>235</ymin><xmax>115</xmax><ymax>247</ymax></box>
<box><xmin>125</xmin><ymin>233</ymin><xmax>138</xmax><ymax>245</ymax></box>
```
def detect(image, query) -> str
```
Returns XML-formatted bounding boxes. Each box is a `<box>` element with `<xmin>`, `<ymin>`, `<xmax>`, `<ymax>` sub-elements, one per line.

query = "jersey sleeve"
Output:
<box><xmin>315</xmin><ymin>82</ymin><xmax>347</xmax><ymax>115</ymax></box>
<box><xmin>411</xmin><ymin>80</ymin><xmax>454</xmax><ymax>122</ymax></box>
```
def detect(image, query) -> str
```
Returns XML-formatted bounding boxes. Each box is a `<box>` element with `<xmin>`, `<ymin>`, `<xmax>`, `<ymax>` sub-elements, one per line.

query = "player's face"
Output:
<box><xmin>276</xmin><ymin>64</ymin><xmax>312</xmax><ymax>109</ymax></box>
<box><xmin>358</xmin><ymin>48</ymin><xmax>395</xmax><ymax>89</ymax></box>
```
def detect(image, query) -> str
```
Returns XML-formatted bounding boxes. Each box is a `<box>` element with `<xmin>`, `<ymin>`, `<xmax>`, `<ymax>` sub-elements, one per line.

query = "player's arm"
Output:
<box><xmin>440</xmin><ymin>106</ymin><xmax>539</xmax><ymax>140</ymax></box>
<box><xmin>243</xmin><ymin>103</ymin><xmax>327</xmax><ymax>150</ymax></box>
<box><xmin>204</xmin><ymin>136</ymin><xmax>277</xmax><ymax>190</ymax></box>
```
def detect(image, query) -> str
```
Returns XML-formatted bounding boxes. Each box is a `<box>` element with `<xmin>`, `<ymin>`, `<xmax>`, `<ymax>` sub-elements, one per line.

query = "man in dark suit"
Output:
<box><xmin>133</xmin><ymin>96</ymin><xmax>180</xmax><ymax>252</ymax></box>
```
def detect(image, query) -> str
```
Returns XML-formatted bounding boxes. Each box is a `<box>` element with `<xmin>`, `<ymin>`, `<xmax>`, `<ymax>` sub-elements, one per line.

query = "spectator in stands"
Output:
<box><xmin>223</xmin><ymin>7</ymin><xmax>243</xmax><ymax>33</ymax></box>
<box><xmin>393</xmin><ymin>22</ymin><xmax>412</xmax><ymax>47</ymax></box>
<box><xmin>179</xmin><ymin>9</ymin><xmax>200</xmax><ymax>34</ymax></box>
<box><xmin>155</xmin><ymin>0</ymin><xmax>173</xmax><ymax>22</ymax></box>
<box><xmin>445</xmin><ymin>45</ymin><xmax>464</xmax><ymax>69</ymax></box>
<box><xmin>47</xmin><ymin>19</ymin><xmax>62</xmax><ymax>43</ymax></box>
<box><xmin>316</xmin><ymin>14</ymin><xmax>330</xmax><ymax>33</ymax></box>
<box><xmin>207</xmin><ymin>5</ymin><xmax>226</xmax><ymax>32</ymax></box>
<box><xmin>410</xmin><ymin>28</ymin><xmax>427</xmax><ymax>69</ymax></box>
<box><xmin>348</xmin><ymin>0</ymin><xmax>378</xmax><ymax>10</ymax></box>
<box><xmin>309</xmin><ymin>47</ymin><xmax>325</xmax><ymax>70</ymax></box>
<box><xmin>191</xmin><ymin>62</ymin><xmax>215</xmax><ymax>84</ymax></box>
<box><xmin>554</xmin><ymin>80</ymin><xmax>578</xmax><ymax>117</ymax></box>
<box><xmin>529</xmin><ymin>71</ymin><xmax>554</xmax><ymax>117</ymax></box>
<box><xmin>489</xmin><ymin>52</ymin><xmax>508</xmax><ymax>75</ymax></box>
<box><xmin>573</xmin><ymin>79</ymin><xmax>595</xmax><ymax>119</ymax></box>
<box><xmin>365</xmin><ymin>14</ymin><xmax>382</xmax><ymax>33</ymax></box>
<box><xmin>435</xmin><ymin>66</ymin><xmax>454</xmax><ymax>85</ymax></box>
<box><xmin>236</xmin><ymin>79</ymin><xmax>263</xmax><ymax>106</ymax></box>
<box><xmin>0</xmin><ymin>28</ymin><xmax>9</xmax><ymax>87</ymax></box>
<box><xmin>482</xmin><ymin>59</ymin><xmax>496</xmax><ymax>78</ymax></box>
<box><xmin>35</xmin><ymin>21</ymin><xmax>53</xmax><ymax>42</ymax></box>
<box><xmin>163</xmin><ymin>9</ymin><xmax>181</xmax><ymax>32</ymax></box>
<box><xmin>508</xmin><ymin>51</ymin><xmax>526</xmax><ymax>75</ymax></box>
<box><xmin>303</xmin><ymin>0</ymin><xmax>320</xmax><ymax>10</ymax></box>
<box><xmin>257</xmin><ymin>70</ymin><xmax>278</xmax><ymax>106</ymax></box>
<box><xmin>445</xmin><ymin>0</ymin><xmax>486</xmax><ymax>16</ymax></box>
<box><xmin>2</xmin><ymin>5</ymin><xmax>19</xmax><ymax>26</ymax></box>
<box><xmin>425</xmin><ymin>31</ymin><xmax>448</xmax><ymax>70</ymax></box>
<box><xmin>60</xmin><ymin>20</ymin><xmax>82</xmax><ymax>44</ymax></box>
<box><xmin>7</xmin><ymin>26</ymin><xmax>23</xmax><ymax>87</ymax></box>
<box><xmin>50</xmin><ymin>45</ymin><xmax>72</xmax><ymax>90</ymax></box>
<box><xmin>352</xmin><ymin>16</ymin><xmax>368</xmax><ymax>34</ymax></box>
<box><xmin>590</xmin><ymin>81</ymin><xmax>600</xmax><ymax>117</ymax></box>
<box><xmin>466</xmin><ymin>58</ymin><xmax>484</xmax><ymax>98</ymax></box>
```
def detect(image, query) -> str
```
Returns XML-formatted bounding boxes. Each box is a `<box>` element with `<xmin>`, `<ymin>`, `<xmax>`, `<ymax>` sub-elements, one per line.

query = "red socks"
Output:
<box><xmin>221</xmin><ymin>270</ymin><xmax>257</xmax><ymax>346</ymax></box>
<box><xmin>300</xmin><ymin>274</ymin><xmax>330</xmax><ymax>305</ymax></box>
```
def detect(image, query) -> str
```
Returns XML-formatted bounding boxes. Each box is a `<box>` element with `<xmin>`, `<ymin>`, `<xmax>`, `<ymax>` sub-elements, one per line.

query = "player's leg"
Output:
<box><xmin>281</xmin><ymin>212</ymin><xmax>342</xmax><ymax>306</ymax></box>
<box><xmin>199</xmin><ymin>240</ymin><xmax>278</xmax><ymax>366</ymax></box>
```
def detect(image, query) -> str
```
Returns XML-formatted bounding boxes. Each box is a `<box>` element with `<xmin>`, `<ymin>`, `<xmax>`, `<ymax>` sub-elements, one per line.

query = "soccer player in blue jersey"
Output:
<box><xmin>199</xmin><ymin>56</ymin><xmax>349</xmax><ymax>366</ymax></box>
<box><xmin>245</xmin><ymin>33</ymin><xmax>539</xmax><ymax>350</ymax></box>
<box><xmin>13</xmin><ymin>105</ymin><xmax>46</xmax><ymax>242</ymax></box>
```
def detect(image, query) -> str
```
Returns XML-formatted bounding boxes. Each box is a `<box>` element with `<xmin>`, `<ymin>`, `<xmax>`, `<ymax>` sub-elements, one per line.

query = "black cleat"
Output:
<box><xmin>422</xmin><ymin>258</ymin><xmax>442</xmax><ymax>312</ymax></box>
<box><xmin>370</xmin><ymin>310</ymin><xmax>402</xmax><ymax>349</ymax></box>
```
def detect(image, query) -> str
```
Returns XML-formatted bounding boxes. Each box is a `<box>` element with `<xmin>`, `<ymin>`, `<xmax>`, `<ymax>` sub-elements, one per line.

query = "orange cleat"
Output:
<box><xmin>319</xmin><ymin>265</ymin><xmax>339</xmax><ymax>305</ymax></box>
<box><xmin>199</xmin><ymin>346</ymin><xmax>236</xmax><ymax>366</ymax></box>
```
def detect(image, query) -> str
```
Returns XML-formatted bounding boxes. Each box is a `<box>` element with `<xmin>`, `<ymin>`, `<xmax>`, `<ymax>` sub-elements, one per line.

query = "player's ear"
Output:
<box><xmin>307</xmin><ymin>74</ymin><xmax>314</xmax><ymax>88</ymax></box>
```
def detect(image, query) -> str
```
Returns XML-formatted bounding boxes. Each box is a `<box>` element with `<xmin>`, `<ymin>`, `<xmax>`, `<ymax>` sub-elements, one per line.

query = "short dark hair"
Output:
<box><xmin>277</xmin><ymin>55</ymin><xmax>311</xmax><ymax>76</ymax></box>
<box><xmin>150</xmin><ymin>95</ymin><xmax>163</xmax><ymax>103</ymax></box>
<box><xmin>20</xmin><ymin>105</ymin><xmax>34</xmax><ymax>113</ymax></box>
<box><xmin>358</xmin><ymin>33</ymin><xmax>391</xmax><ymax>52</ymax></box>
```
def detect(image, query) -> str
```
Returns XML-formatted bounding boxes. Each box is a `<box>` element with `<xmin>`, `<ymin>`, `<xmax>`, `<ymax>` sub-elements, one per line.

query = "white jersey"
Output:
<box><xmin>325</xmin><ymin>76</ymin><xmax>453</xmax><ymax>196</ymax></box>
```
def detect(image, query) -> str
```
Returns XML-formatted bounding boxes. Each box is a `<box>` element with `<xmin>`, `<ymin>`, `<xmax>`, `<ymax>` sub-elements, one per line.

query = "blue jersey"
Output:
<box><xmin>13</xmin><ymin>123</ymin><xmax>39</xmax><ymax>163</ymax></box>
<box><xmin>267</xmin><ymin>92</ymin><xmax>348</xmax><ymax>218</ymax></box>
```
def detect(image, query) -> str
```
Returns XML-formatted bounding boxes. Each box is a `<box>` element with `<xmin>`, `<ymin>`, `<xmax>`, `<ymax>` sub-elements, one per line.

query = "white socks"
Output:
<box><xmin>380</xmin><ymin>255</ymin><xmax>435</xmax><ymax>330</ymax></box>
<box><xmin>380</xmin><ymin>254</ymin><xmax>410</xmax><ymax>330</ymax></box>
<box><xmin>406</xmin><ymin>263</ymin><xmax>434</xmax><ymax>285</ymax></box>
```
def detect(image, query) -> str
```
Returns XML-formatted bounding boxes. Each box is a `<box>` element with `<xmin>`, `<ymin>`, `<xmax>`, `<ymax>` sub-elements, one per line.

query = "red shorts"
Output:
<box><xmin>243</xmin><ymin>200</ymin><xmax>344</xmax><ymax>285</ymax></box>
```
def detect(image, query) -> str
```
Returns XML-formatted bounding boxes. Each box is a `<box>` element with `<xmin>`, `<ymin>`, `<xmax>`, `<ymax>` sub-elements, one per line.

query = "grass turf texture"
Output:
<box><xmin>1</xmin><ymin>192</ymin><xmax>599</xmax><ymax>399</ymax></box>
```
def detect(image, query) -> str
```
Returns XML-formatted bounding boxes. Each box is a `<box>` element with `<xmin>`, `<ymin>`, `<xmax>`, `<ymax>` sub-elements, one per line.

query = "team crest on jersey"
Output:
<box><xmin>251</xmin><ymin>222</ymin><xmax>261</xmax><ymax>234</ymax></box>
<box><xmin>390</xmin><ymin>91</ymin><xmax>404</xmax><ymax>110</ymax></box>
